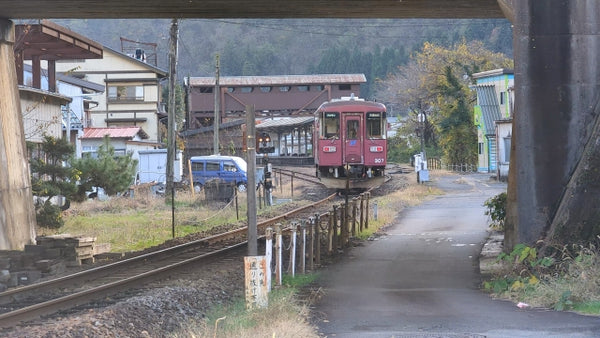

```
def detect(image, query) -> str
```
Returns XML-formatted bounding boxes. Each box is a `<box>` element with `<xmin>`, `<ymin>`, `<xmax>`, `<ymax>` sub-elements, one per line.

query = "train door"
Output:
<box><xmin>343</xmin><ymin>114</ymin><xmax>363</xmax><ymax>163</ymax></box>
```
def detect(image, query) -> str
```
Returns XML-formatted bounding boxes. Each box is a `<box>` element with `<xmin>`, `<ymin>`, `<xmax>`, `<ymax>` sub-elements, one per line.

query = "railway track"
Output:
<box><xmin>0</xmin><ymin>190</ymin><xmax>338</xmax><ymax>329</ymax></box>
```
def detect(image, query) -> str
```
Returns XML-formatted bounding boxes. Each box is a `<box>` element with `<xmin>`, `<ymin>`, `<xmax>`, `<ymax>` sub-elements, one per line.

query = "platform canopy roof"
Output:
<box><xmin>2</xmin><ymin>1</ymin><xmax>505</xmax><ymax>20</ymax></box>
<box><xmin>15</xmin><ymin>20</ymin><xmax>103</xmax><ymax>61</ymax></box>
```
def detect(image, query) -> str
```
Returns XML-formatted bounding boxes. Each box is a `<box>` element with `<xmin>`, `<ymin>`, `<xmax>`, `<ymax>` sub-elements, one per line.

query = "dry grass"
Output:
<box><xmin>178</xmin><ymin>287</ymin><xmax>319</xmax><ymax>338</ymax></box>
<box><xmin>38</xmin><ymin>189</ymin><xmax>249</xmax><ymax>252</ymax></box>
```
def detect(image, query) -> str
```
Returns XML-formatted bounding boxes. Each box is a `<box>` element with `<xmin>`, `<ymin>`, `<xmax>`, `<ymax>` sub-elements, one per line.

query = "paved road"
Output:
<box><xmin>315</xmin><ymin>173</ymin><xmax>600</xmax><ymax>337</ymax></box>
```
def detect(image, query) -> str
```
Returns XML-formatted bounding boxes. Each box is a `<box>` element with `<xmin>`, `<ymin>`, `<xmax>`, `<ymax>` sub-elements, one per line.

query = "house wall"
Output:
<box><xmin>55</xmin><ymin>48</ymin><xmax>165</xmax><ymax>144</ymax></box>
<box><xmin>473</xmin><ymin>70</ymin><xmax>514</xmax><ymax>174</ymax></box>
<box><xmin>474</xmin><ymin>73</ymin><xmax>514</xmax><ymax>119</ymax></box>
<box><xmin>496</xmin><ymin>121</ymin><xmax>512</xmax><ymax>180</ymax></box>
<box><xmin>19</xmin><ymin>89</ymin><xmax>68</xmax><ymax>143</ymax></box>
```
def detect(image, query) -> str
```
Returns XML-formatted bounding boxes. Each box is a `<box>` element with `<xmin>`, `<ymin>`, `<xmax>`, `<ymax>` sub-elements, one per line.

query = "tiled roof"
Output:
<box><xmin>187</xmin><ymin>74</ymin><xmax>366</xmax><ymax>87</ymax></box>
<box><xmin>82</xmin><ymin>127</ymin><xmax>148</xmax><ymax>139</ymax></box>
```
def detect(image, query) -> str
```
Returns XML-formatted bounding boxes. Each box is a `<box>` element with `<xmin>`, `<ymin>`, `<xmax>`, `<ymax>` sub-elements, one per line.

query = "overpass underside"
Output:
<box><xmin>1</xmin><ymin>0</ymin><xmax>600</xmax><ymax>250</ymax></box>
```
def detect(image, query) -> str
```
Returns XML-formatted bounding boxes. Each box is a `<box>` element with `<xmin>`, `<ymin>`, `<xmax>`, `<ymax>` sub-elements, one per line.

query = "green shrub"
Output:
<box><xmin>483</xmin><ymin>192</ymin><xmax>506</xmax><ymax>230</ymax></box>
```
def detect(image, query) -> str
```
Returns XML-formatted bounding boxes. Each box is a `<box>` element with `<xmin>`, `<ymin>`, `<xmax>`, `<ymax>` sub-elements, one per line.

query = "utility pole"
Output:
<box><xmin>246</xmin><ymin>105</ymin><xmax>257</xmax><ymax>256</ymax></box>
<box><xmin>213</xmin><ymin>55</ymin><xmax>220</xmax><ymax>155</ymax></box>
<box><xmin>166</xmin><ymin>18</ymin><xmax>178</xmax><ymax>214</ymax></box>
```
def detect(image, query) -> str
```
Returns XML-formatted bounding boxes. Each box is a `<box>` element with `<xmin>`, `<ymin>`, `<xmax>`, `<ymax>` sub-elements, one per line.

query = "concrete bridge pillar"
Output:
<box><xmin>0</xmin><ymin>19</ymin><xmax>37</xmax><ymax>250</ymax></box>
<box><xmin>505</xmin><ymin>1</ymin><xmax>600</xmax><ymax>249</ymax></box>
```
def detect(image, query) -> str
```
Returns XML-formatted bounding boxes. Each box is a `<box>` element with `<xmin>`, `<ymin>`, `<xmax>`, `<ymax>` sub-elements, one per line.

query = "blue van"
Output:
<box><xmin>190</xmin><ymin>155</ymin><xmax>249</xmax><ymax>192</ymax></box>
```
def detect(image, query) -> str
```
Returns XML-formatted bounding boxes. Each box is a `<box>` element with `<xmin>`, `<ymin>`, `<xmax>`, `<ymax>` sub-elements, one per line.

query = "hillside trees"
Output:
<box><xmin>377</xmin><ymin>40</ymin><xmax>513</xmax><ymax>165</ymax></box>
<box><xmin>309</xmin><ymin>45</ymin><xmax>408</xmax><ymax>99</ymax></box>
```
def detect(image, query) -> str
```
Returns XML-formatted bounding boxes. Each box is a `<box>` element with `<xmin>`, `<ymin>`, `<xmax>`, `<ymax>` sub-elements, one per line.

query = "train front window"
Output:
<box><xmin>321</xmin><ymin>112</ymin><xmax>339</xmax><ymax>139</ymax></box>
<box><xmin>366</xmin><ymin>112</ymin><xmax>386</xmax><ymax>139</ymax></box>
<box><xmin>347</xmin><ymin>120</ymin><xmax>359</xmax><ymax>140</ymax></box>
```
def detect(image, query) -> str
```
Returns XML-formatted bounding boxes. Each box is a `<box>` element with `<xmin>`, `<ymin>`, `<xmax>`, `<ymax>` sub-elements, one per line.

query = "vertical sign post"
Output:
<box><xmin>244</xmin><ymin>256</ymin><xmax>268</xmax><ymax>309</ymax></box>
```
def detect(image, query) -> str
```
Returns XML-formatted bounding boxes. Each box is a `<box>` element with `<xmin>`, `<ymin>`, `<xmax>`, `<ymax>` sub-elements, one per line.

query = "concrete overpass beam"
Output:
<box><xmin>0</xmin><ymin>19</ymin><xmax>37</xmax><ymax>250</ymax></box>
<box><xmin>506</xmin><ymin>1</ymin><xmax>600</xmax><ymax>249</ymax></box>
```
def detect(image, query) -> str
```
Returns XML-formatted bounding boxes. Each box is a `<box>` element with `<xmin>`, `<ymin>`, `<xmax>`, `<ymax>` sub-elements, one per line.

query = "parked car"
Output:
<box><xmin>189</xmin><ymin>155</ymin><xmax>250</xmax><ymax>192</ymax></box>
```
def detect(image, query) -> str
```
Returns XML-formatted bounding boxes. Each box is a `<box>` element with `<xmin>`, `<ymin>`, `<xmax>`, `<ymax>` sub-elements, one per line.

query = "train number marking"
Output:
<box><xmin>374</xmin><ymin>158</ymin><xmax>385</xmax><ymax>163</ymax></box>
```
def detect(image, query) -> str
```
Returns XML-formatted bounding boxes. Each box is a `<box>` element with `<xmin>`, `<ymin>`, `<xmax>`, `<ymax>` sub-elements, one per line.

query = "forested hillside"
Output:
<box><xmin>46</xmin><ymin>18</ymin><xmax>512</xmax><ymax>100</ymax></box>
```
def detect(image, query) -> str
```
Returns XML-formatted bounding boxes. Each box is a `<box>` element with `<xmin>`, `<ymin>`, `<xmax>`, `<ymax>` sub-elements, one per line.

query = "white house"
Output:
<box><xmin>55</xmin><ymin>46</ymin><xmax>168</xmax><ymax>145</ymax></box>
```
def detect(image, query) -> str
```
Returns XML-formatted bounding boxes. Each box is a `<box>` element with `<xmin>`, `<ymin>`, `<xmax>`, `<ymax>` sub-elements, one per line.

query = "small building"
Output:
<box><xmin>185</xmin><ymin>74</ymin><xmax>366</xmax><ymax>128</ymax></box>
<box><xmin>472</xmin><ymin>68</ymin><xmax>514</xmax><ymax>179</ymax></box>
<box><xmin>80</xmin><ymin>127</ymin><xmax>159</xmax><ymax>160</ymax></box>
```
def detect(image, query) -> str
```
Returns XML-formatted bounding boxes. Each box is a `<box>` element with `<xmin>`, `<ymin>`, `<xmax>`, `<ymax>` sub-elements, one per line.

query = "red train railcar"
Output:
<box><xmin>314</xmin><ymin>96</ymin><xmax>387</xmax><ymax>189</ymax></box>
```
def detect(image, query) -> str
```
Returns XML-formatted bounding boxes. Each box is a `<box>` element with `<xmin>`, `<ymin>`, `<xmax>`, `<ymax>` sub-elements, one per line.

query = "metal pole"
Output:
<box><xmin>213</xmin><ymin>55</ymin><xmax>220</xmax><ymax>155</ymax></box>
<box><xmin>246</xmin><ymin>105</ymin><xmax>258</xmax><ymax>256</ymax></box>
<box><xmin>275</xmin><ymin>224</ymin><xmax>282</xmax><ymax>286</ymax></box>
<box><xmin>300</xmin><ymin>220</ymin><xmax>306</xmax><ymax>274</ymax></box>
<box><xmin>265</xmin><ymin>227</ymin><xmax>273</xmax><ymax>292</ymax></box>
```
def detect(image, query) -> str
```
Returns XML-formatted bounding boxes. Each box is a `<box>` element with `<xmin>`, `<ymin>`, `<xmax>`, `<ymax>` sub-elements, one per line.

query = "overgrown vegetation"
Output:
<box><xmin>482</xmin><ymin>191</ymin><xmax>600</xmax><ymax>315</ymax></box>
<box><xmin>484</xmin><ymin>243</ymin><xmax>600</xmax><ymax>314</ymax></box>
<box><xmin>189</xmin><ymin>274</ymin><xmax>319</xmax><ymax>338</ymax></box>
<box><xmin>483</xmin><ymin>192</ymin><xmax>506</xmax><ymax>231</ymax></box>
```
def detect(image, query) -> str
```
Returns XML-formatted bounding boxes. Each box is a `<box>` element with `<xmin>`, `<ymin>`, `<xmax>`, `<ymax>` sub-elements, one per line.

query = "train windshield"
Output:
<box><xmin>366</xmin><ymin>111</ymin><xmax>386</xmax><ymax>139</ymax></box>
<box><xmin>321</xmin><ymin>112</ymin><xmax>339</xmax><ymax>138</ymax></box>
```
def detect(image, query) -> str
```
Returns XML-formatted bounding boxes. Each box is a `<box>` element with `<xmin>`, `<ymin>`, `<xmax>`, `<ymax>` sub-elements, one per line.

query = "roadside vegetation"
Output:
<box><xmin>482</xmin><ymin>192</ymin><xmax>600</xmax><ymax>315</ymax></box>
<box><xmin>183</xmin><ymin>274</ymin><xmax>320</xmax><ymax>338</ymax></box>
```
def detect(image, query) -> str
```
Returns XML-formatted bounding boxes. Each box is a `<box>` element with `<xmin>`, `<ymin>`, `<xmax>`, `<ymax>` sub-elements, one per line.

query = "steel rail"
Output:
<box><xmin>0</xmin><ymin>242</ymin><xmax>246</xmax><ymax>328</ymax></box>
<box><xmin>0</xmin><ymin>191</ymin><xmax>337</xmax><ymax>328</ymax></box>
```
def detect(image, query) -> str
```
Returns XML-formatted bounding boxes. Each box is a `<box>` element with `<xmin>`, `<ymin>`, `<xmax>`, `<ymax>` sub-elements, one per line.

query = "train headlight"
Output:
<box><xmin>369</xmin><ymin>146</ymin><xmax>384</xmax><ymax>152</ymax></box>
<box><xmin>323</xmin><ymin>146</ymin><xmax>337</xmax><ymax>153</ymax></box>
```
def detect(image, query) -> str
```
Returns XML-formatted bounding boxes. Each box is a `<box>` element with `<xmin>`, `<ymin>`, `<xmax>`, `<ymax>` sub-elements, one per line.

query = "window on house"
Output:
<box><xmin>338</xmin><ymin>84</ymin><xmax>351</xmax><ymax>90</ymax></box>
<box><xmin>298</xmin><ymin>85</ymin><xmax>309</xmax><ymax>92</ymax></box>
<box><xmin>503</xmin><ymin>137</ymin><xmax>511</xmax><ymax>162</ymax></box>
<box><xmin>241</xmin><ymin>87</ymin><xmax>253</xmax><ymax>93</ymax></box>
<box><xmin>478</xmin><ymin>142</ymin><xmax>484</xmax><ymax>155</ymax></box>
<box><xmin>315</xmin><ymin>85</ymin><xmax>325</xmax><ymax>91</ymax></box>
<box><xmin>279</xmin><ymin>86</ymin><xmax>291</xmax><ymax>92</ymax></box>
<box><xmin>227</xmin><ymin>87</ymin><xmax>235</xmax><ymax>93</ymax></box>
<box><xmin>199</xmin><ymin>87</ymin><xmax>213</xmax><ymax>93</ymax></box>
<box><xmin>500</xmin><ymin>92</ymin><xmax>505</xmax><ymax>105</ymax></box>
<box><xmin>260</xmin><ymin>86</ymin><xmax>272</xmax><ymax>93</ymax></box>
<box><xmin>108</xmin><ymin>85</ymin><xmax>144</xmax><ymax>101</ymax></box>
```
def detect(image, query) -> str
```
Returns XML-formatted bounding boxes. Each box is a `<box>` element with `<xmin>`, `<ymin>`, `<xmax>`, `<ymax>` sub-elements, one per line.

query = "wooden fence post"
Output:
<box><xmin>365</xmin><ymin>192</ymin><xmax>370</xmax><ymax>229</ymax></box>
<box><xmin>359</xmin><ymin>193</ymin><xmax>365</xmax><ymax>232</ymax></box>
<box><xmin>332</xmin><ymin>205</ymin><xmax>338</xmax><ymax>251</ymax></box>
<box><xmin>315</xmin><ymin>213</ymin><xmax>321</xmax><ymax>266</ymax></box>
<box><xmin>352</xmin><ymin>197</ymin><xmax>358</xmax><ymax>237</ymax></box>
<box><xmin>328</xmin><ymin>211</ymin><xmax>334</xmax><ymax>255</ymax></box>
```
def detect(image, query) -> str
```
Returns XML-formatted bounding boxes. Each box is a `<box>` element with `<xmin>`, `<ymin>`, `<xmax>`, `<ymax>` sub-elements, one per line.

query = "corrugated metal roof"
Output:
<box><xmin>82</xmin><ymin>127</ymin><xmax>148</xmax><ymax>139</ymax></box>
<box><xmin>188</xmin><ymin>74</ymin><xmax>366</xmax><ymax>87</ymax></box>
<box><xmin>256</xmin><ymin>116</ymin><xmax>314</xmax><ymax>131</ymax></box>
<box><xmin>474</xmin><ymin>85</ymin><xmax>501</xmax><ymax>136</ymax></box>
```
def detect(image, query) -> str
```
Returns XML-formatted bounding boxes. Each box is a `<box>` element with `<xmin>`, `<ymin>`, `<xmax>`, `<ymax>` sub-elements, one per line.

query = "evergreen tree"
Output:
<box><xmin>71</xmin><ymin>136</ymin><xmax>138</xmax><ymax>198</ymax></box>
<box><xmin>29</xmin><ymin>135</ymin><xmax>79</xmax><ymax>228</ymax></box>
